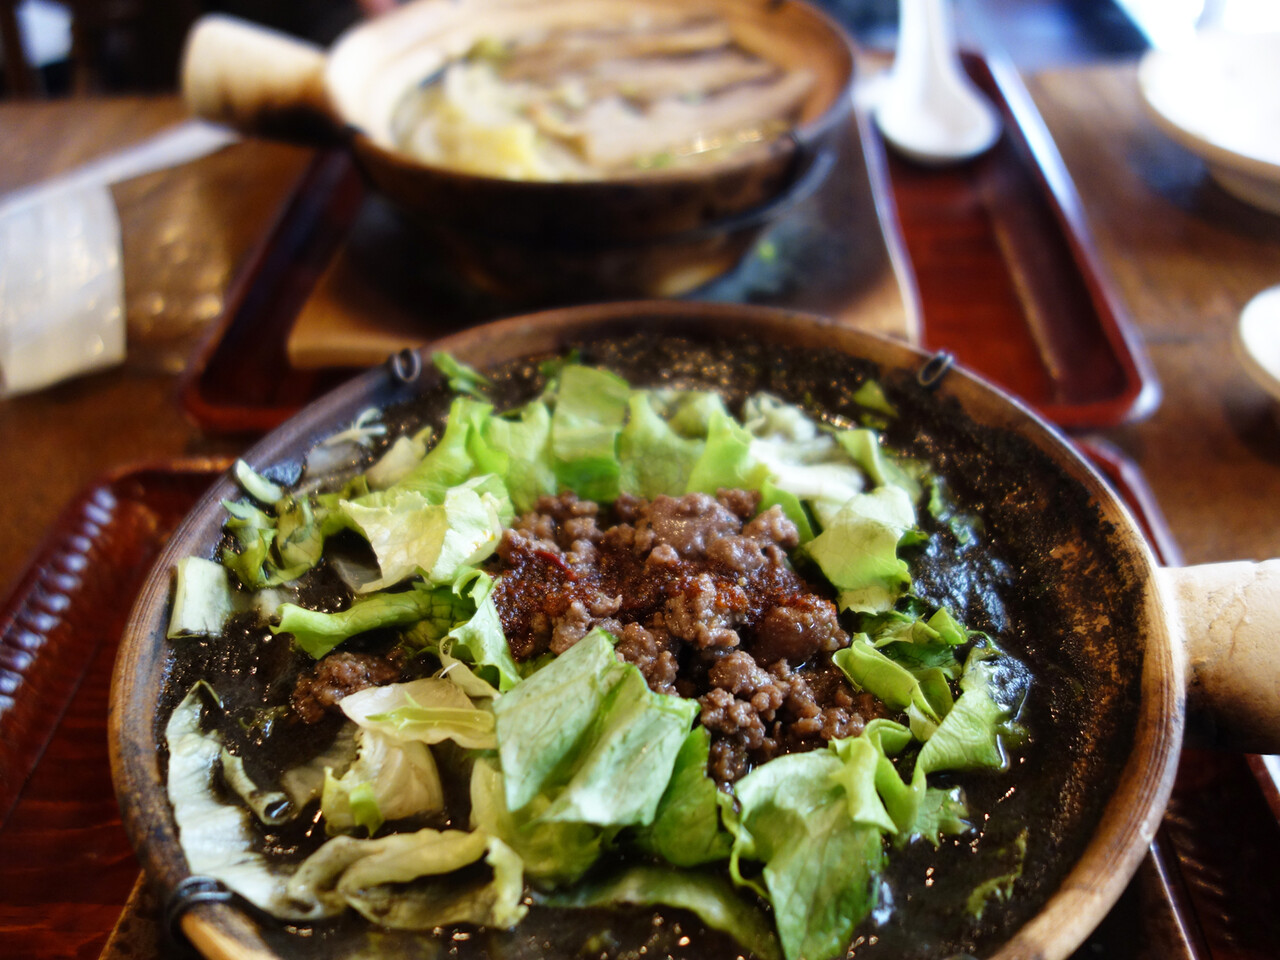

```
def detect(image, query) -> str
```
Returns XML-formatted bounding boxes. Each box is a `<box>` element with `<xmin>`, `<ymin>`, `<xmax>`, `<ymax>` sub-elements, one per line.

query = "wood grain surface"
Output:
<box><xmin>1026</xmin><ymin>64</ymin><xmax>1280</xmax><ymax>565</ymax></box>
<box><xmin>0</xmin><ymin>99</ymin><xmax>313</xmax><ymax>601</ymax></box>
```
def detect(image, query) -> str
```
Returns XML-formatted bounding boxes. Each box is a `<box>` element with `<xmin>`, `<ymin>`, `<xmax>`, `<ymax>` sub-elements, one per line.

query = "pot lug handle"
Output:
<box><xmin>181</xmin><ymin>14</ymin><xmax>342</xmax><ymax>144</ymax></box>
<box><xmin>1159</xmin><ymin>560</ymin><xmax>1280</xmax><ymax>754</ymax></box>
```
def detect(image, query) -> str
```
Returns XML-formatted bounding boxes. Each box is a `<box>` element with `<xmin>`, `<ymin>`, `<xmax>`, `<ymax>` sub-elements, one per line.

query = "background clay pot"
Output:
<box><xmin>180</xmin><ymin>0</ymin><xmax>856</xmax><ymax>301</ymax></box>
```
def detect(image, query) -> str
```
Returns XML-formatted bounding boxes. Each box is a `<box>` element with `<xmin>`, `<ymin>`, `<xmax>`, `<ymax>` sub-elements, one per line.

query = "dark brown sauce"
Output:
<box><xmin>161</xmin><ymin>333</ymin><xmax>1145</xmax><ymax>960</ymax></box>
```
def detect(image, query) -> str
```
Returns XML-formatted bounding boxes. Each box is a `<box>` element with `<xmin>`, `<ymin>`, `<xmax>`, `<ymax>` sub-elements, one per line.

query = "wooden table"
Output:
<box><xmin>2</xmin><ymin>62</ymin><xmax>1280</xmax><ymax>958</ymax></box>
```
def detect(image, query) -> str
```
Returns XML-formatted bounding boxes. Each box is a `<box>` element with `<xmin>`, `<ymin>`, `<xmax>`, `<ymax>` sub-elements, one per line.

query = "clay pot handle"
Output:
<box><xmin>1160</xmin><ymin>560</ymin><xmax>1280</xmax><ymax>753</ymax></box>
<box><xmin>180</xmin><ymin>14</ymin><xmax>341</xmax><ymax>143</ymax></box>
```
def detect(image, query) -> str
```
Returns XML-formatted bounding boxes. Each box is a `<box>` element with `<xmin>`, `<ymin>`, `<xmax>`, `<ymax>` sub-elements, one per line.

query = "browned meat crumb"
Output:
<box><xmin>291</xmin><ymin>651</ymin><xmax>401</xmax><ymax>723</ymax></box>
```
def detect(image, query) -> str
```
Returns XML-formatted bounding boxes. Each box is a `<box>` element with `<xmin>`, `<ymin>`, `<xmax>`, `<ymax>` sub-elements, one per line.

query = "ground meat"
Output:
<box><xmin>753</xmin><ymin>594</ymin><xmax>848</xmax><ymax>665</ymax></box>
<box><xmin>642</xmin><ymin>492</ymin><xmax>741</xmax><ymax>558</ymax></box>
<box><xmin>616</xmin><ymin>623</ymin><xmax>679</xmax><ymax>695</ymax></box>
<box><xmin>743</xmin><ymin>504</ymin><xmax>801</xmax><ymax>549</ymax></box>
<box><xmin>700</xmin><ymin>687</ymin><xmax>770</xmax><ymax>750</ymax></box>
<box><xmin>716</xmin><ymin>488</ymin><xmax>761</xmax><ymax>520</ymax></box>
<box><xmin>705</xmin><ymin>534</ymin><xmax>766</xmax><ymax>573</ymax></box>
<box><xmin>663</xmin><ymin>572</ymin><xmax>746</xmax><ymax>648</ymax></box>
<box><xmin>489</xmin><ymin>489</ymin><xmax>890</xmax><ymax>783</ymax></box>
<box><xmin>291</xmin><ymin>651</ymin><xmax>400</xmax><ymax>723</ymax></box>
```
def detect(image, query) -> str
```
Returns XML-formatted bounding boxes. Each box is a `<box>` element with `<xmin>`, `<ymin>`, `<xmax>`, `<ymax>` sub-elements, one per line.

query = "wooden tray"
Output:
<box><xmin>0</xmin><ymin>446</ymin><xmax>1274</xmax><ymax>960</ymax></box>
<box><xmin>178</xmin><ymin>51</ymin><xmax>1157</xmax><ymax>435</ymax></box>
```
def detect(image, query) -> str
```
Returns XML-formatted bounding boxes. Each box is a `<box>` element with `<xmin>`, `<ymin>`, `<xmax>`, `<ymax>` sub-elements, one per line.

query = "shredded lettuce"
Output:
<box><xmin>342</xmin><ymin>476</ymin><xmax>505</xmax><ymax>592</ymax></box>
<box><xmin>631</xmin><ymin>725</ymin><xmax>733</xmax><ymax>867</ymax></box>
<box><xmin>550</xmin><ymin>364</ymin><xmax>631</xmax><ymax>502</ymax></box>
<box><xmin>685</xmin><ymin>408</ymin><xmax>773</xmax><ymax>495</ymax></box>
<box><xmin>469</xmin><ymin>756</ymin><xmax>605</xmax><ymax>887</ymax></box>
<box><xmin>724</xmin><ymin>749</ymin><xmax>885</xmax><ymax>960</ymax></box>
<box><xmin>233</xmin><ymin>459</ymin><xmax>285</xmax><ymax>504</ymax></box>
<box><xmin>618</xmin><ymin>391</ymin><xmax>706</xmax><ymax>499</ymax></box>
<box><xmin>168</xmin><ymin>556</ymin><xmax>237</xmax><ymax>639</ymax></box>
<box><xmin>481</xmin><ymin>400</ymin><xmax>556</xmax><ymax>513</ymax></box>
<box><xmin>494</xmin><ymin>629</ymin><xmax>698</xmax><ymax>825</ymax></box>
<box><xmin>967</xmin><ymin>828</ymin><xmax>1029</xmax><ymax>919</ymax></box>
<box><xmin>286</xmin><ymin>828</ymin><xmax>527</xmax><ymax>930</ymax></box>
<box><xmin>804</xmin><ymin>486</ymin><xmax>916</xmax><ymax>613</ymax></box>
<box><xmin>544</xmin><ymin>865</ymin><xmax>781</xmax><ymax>960</ymax></box>
<box><xmin>274</xmin><ymin>584</ymin><xmax>440</xmax><ymax>659</ymax></box>
<box><xmin>165</xmin><ymin>685</ymin><xmax>327</xmax><ymax>920</ymax></box>
<box><xmin>170</xmin><ymin>357</ymin><xmax>1038</xmax><ymax>960</ymax></box>
<box><xmin>833</xmin><ymin>638</ymin><xmax>954</xmax><ymax>742</ymax></box>
<box><xmin>340</xmin><ymin>676</ymin><xmax>497</xmax><ymax>751</ymax></box>
<box><xmin>431</xmin><ymin>351</ymin><xmax>491</xmax><ymax>399</ymax></box>
<box><xmin>321</xmin><ymin>729</ymin><xmax>443</xmax><ymax>836</ymax></box>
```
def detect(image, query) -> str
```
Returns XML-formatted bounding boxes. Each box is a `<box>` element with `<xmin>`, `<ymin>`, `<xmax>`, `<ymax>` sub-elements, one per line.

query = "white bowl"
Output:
<box><xmin>1138</xmin><ymin>31</ymin><xmax>1280</xmax><ymax>215</ymax></box>
<box><xmin>1236</xmin><ymin>284</ymin><xmax>1280</xmax><ymax>412</ymax></box>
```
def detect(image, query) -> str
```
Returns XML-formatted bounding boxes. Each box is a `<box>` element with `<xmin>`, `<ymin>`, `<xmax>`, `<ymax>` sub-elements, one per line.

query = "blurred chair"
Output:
<box><xmin>1</xmin><ymin>0</ymin><xmax>197</xmax><ymax>97</ymax></box>
<box><xmin>1</xmin><ymin>0</ymin><xmax>42</xmax><ymax>96</ymax></box>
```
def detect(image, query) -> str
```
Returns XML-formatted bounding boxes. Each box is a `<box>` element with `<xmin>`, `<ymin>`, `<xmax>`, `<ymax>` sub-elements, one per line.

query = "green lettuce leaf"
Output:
<box><xmin>339</xmin><ymin>676</ymin><xmax>497</xmax><ymax>751</ymax></box>
<box><xmin>631</xmin><ymin>725</ymin><xmax>733</xmax><ymax>867</ymax></box>
<box><xmin>834</xmin><ymin>428</ymin><xmax>922</xmax><ymax>503</ymax></box>
<box><xmin>376</xmin><ymin>397</ymin><xmax>495</xmax><ymax>504</ymax></box>
<box><xmin>494</xmin><ymin>629</ymin><xmax>629</xmax><ymax>813</ymax></box>
<box><xmin>494</xmin><ymin>629</ymin><xmax>698</xmax><ymax>827</ymax></box>
<box><xmin>851</xmin><ymin>380</ymin><xmax>896</xmax><ymax>417</ymax></box>
<box><xmin>741</xmin><ymin>395</ymin><xmax>866</xmax><ymax>526</ymax></box>
<box><xmin>803</xmin><ymin>486</ymin><xmax>916</xmax><ymax>613</ymax></box>
<box><xmin>551</xmin><ymin>364</ymin><xmax>631</xmax><ymax>502</ymax></box>
<box><xmin>166</xmin><ymin>686</ymin><xmax>326</xmax><ymax>920</ymax></box>
<box><xmin>541</xmin><ymin>665</ymin><xmax>700</xmax><ymax>826</ymax></box>
<box><xmin>967</xmin><ymin>828</ymin><xmax>1028</xmax><ymax>919</ymax></box>
<box><xmin>233</xmin><ymin>458</ymin><xmax>285</xmax><ymax>504</ymax></box>
<box><xmin>432</xmin><ymin>351</ymin><xmax>491</xmax><ymax>398</ymax></box>
<box><xmin>469</xmin><ymin>756</ymin><xmax>604</xmax><ymax>887</ymax></box>
<box><xmin>168</xmin><ymin>556</ymin><xmax>237</xmax><ymax>640</ymax></box>
<box><xmin>286</xmin><ymin>827</ymin><xmax>527</xmax><ymax>930</ymax></box>
<box><xmin>724</xmin><ymin>750</ymin><xmax>884</xmax><ymax>960</ymax></box>
<box><xmin>544</xmin><ymin>865</ymin><xmax>781</xmax><ymax>960</ymax></box>
<box><xmin>481</xmin><ymin>400</ymin><xmax>556</xmax><ymax>514</ymax></box>
<box><xmin>685</xmin><ymin>409</ymin><xmax>771</xmax><ymax>495</ymax></box>
<box><xmin>366</xmin><ymin>433</ymin><xmax>429</xmax><ymax>490</ymax></box>
<box><xmin>321</xmin><ymin>728</ymin><xmax>444</xmax><ymax>835</ymax></box>
<box><xmin>618</xmin><ymin>391</ymin><xmax>705</xmax><ymax>499</ymax></box>
<box><xmin>443</xmin><ymin>570</ymin><xmax>524</xmax><ymax>691</ymax></box>
<box><xmin>654</xmin><ymin>387</ymin><xmax>729</xmax><ymax>438</ymax></box>
<box><xmin>340</xmin><ymin>476</ymin><xmax>505</xmax><ymax>591</ymax></box>
<box><xmin>833</xmin><ymin>638</ymin><xmax>954</xmax><ymax>742</ymax></box>
<box><xmin>274</xmin><ymin>583</ymin><xmax>441</xmax><ymax>659</ymax></box>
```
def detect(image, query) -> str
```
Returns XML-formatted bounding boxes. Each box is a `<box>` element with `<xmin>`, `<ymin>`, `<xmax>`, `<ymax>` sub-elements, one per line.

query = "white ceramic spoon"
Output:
<box><xmin>873</xmin><ymin>0</ymin><xmax>1001</xmax><ymax>164</ymax></box>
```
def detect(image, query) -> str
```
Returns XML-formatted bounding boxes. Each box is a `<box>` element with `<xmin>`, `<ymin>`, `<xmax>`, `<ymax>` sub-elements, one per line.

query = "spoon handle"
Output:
<box><xmin>894</xmin><ymin>0</ymin><xmax>967</xmax><ymax>95</ymax></box>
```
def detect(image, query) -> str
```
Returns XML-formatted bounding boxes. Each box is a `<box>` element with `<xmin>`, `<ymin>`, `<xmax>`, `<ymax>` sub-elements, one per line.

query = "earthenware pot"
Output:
<box><xmin>180</xmin><ymin>0</ymin><xmax>856</xmax><ymax>300</ymax></box>
<box><xmin>110</xmin><ymin>301</ymin><xmax>1280</xmax><ymax>960</ymax></box>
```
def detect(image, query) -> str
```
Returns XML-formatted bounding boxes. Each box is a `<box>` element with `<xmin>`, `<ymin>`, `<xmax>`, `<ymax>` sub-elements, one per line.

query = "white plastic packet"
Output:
<box><xmin>0</xmin><ymin>120</ymin><xmax>239</xmax><ymax>398</ymax></box>
<box><xmin>0</xmin><ymin>183</ymin><xmax>124</xmax><ymax>398</ymax></box>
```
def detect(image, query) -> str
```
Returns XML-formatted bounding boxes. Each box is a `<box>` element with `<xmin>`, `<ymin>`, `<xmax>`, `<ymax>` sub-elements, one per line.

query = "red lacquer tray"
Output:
<box><xmin>1</xmin><ymin>447</ymin><xmax>1277</xmax><ymax>960</ymax></box>
<box><xmin>178</xmin><ymin>51</ymin><xmax>1157</xmax><ymax>436</ymax></box>
<box><xmin>903</xmin><ymin>53</ymin><xmax>1160</xmax><ymax>427</ymax></box>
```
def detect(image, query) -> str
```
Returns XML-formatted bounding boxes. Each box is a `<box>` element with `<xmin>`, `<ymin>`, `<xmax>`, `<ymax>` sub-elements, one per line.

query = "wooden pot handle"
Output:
<box><xmin>1160</xmin><ymin>559</ymin><xmax>1280</xmax><ymax>753</ymax></box>
<box><xmin>180</xmin><ymin>14</ymin><xmax>341</xmax><ymax>143</ymax></box>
